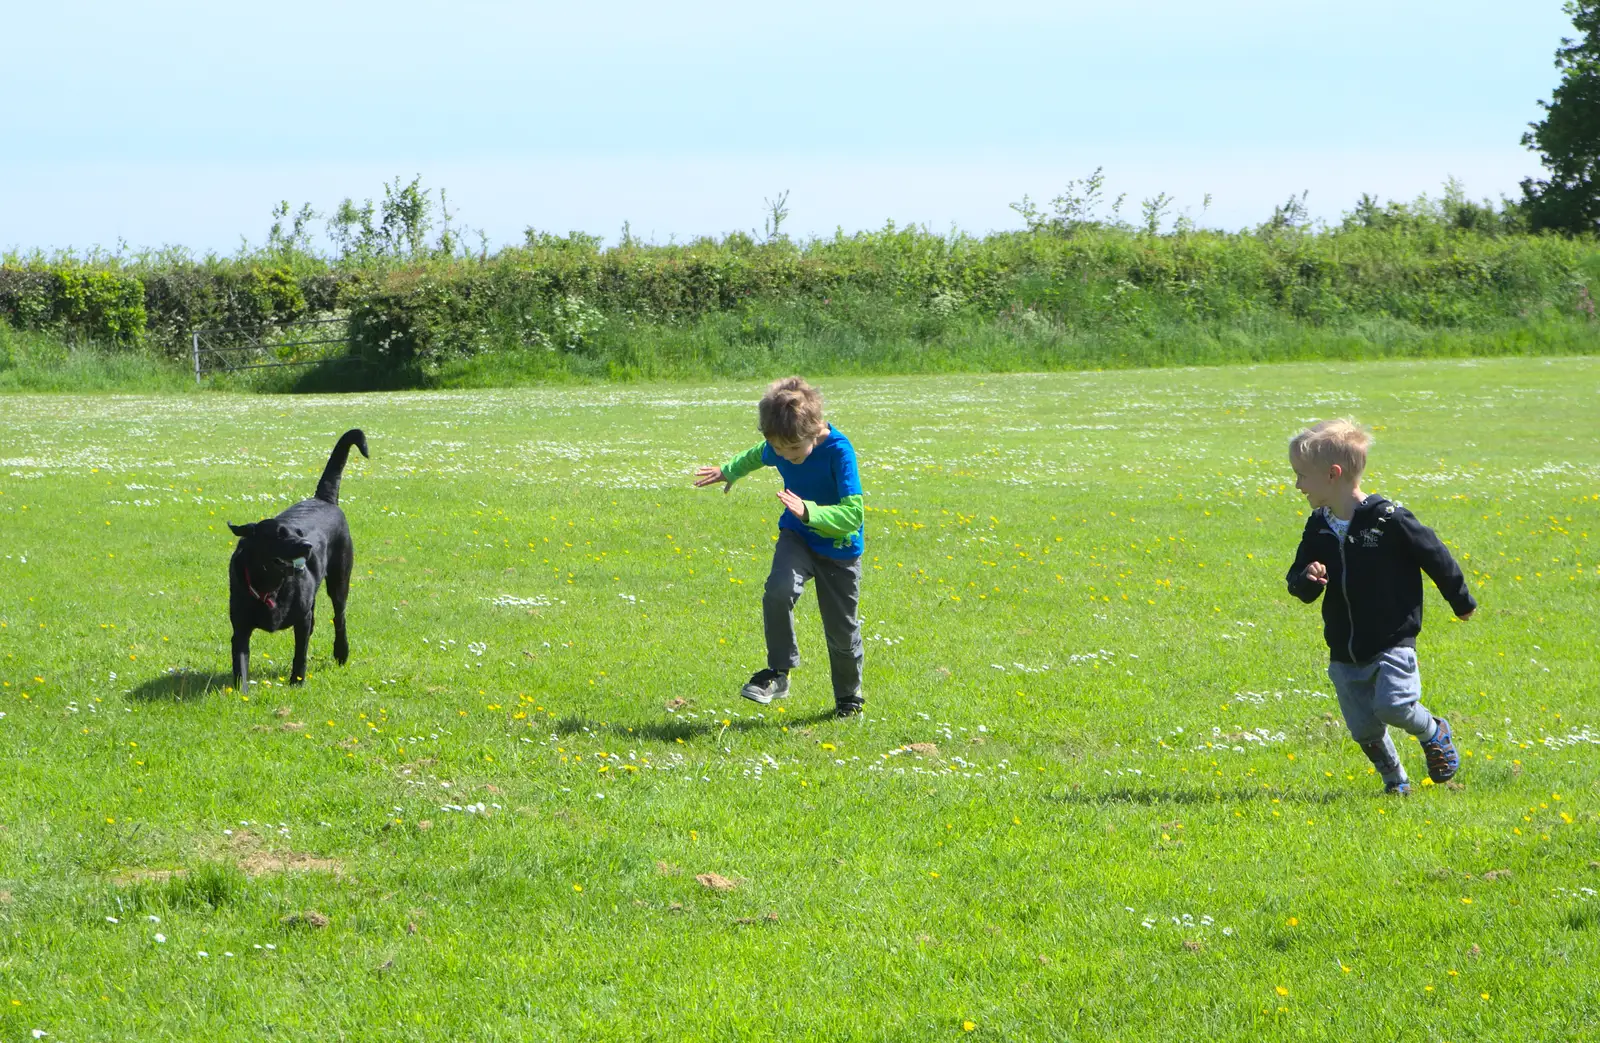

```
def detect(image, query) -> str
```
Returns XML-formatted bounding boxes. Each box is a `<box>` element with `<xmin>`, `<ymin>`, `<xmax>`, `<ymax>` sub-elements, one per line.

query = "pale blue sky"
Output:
<box><xmin>0</xmin><ymin>0</ymin><xmax>1576</xmax><ymax>252</ymax></box>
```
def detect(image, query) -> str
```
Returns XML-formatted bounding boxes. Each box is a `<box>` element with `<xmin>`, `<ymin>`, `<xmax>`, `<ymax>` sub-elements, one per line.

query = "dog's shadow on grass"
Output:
<box><xmin>550</xmin><ymin>710</ymin><xmax>837</xmax><ymax>744</ymax></box>
<box><xmin>127</xmin><ymin>669</ymin><xmax>234</xmax><ymax>702</ymax></box>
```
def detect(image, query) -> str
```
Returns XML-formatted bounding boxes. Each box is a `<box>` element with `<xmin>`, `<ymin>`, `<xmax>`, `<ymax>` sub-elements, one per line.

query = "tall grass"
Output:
<box><xmin>0</xmin><ymin>324</ymin><xmax>192</xmax><ymax>392</ymax></box>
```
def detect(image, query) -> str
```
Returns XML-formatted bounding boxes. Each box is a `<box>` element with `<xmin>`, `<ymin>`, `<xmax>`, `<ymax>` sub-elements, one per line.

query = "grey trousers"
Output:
<box><xmin>764</xmin><ymin>529</ymin><xmax>864</xmax><ymax>705</ymax></box>
<box><xmin>1328</xmin><ymin>646</ymin><xmax>1434</xmax><ymax>749</ymax></box>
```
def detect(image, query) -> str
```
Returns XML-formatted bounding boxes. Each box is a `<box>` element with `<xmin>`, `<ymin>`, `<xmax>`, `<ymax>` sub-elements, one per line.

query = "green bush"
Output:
<box><xmin>347</xmin><ymin>265</ymin><xmax>489</xmax><ymax>367</ymax></box>
<box><xmin>141</xmin><ymin>262</ymin><xmax>334</xmax><ymax>358</ymax></box>
<box><xmin>3</xmin><ymin>186</ymin><xmax>1596</xmax><ymax>381</ymax></box>
<box><xmin>0</xmin><ymin>264</ymin><xmax>146</xmax><ymax>346</ymax></box>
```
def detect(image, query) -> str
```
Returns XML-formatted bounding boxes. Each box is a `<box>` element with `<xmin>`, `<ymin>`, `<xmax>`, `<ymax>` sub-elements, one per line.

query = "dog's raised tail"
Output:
<box><xmin>314</xmin><ymin>429</ymin><xmax>369</xmax><ymax>505</ymax></box>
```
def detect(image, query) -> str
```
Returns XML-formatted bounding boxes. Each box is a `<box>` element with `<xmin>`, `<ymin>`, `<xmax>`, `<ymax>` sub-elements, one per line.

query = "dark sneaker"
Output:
<box><xmin>1420</xmin><ymin>716</ymin><xmax>1459</xmax><ymax>783</ymax></box>
<box><xmin>1358</xmin><ymin>738</ymin><xmax>1401</xmax><ymax>778</ymax></box>
<box><xmin>740</xmin><ymin>668</ymin><xmax>789</xmax><ymax>705</ymax></box>
<box><xmin>834</xmin><ymin>690</ymin><xmax>864</xmax><ymax>718</ymax></box>
<box><xmin>1385</xmin><ymin>779</ymin><xmax>1413</xmax><ymax>796</ymax></box>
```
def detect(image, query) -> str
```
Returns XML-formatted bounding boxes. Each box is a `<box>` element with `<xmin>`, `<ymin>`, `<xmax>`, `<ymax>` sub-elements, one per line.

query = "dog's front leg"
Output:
<box><xmin>232</xmin><ymin>629</ymin><xmax>252</xmax><ymax>694</ymax></box>
<box><xmin>291</xmin><ymin>618</ymin><xmax>312</xmax><ymax>684</ymax></box>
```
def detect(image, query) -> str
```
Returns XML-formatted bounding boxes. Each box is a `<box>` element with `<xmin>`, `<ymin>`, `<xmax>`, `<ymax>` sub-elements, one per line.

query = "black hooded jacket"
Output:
<box><xmin>1286</xmin><ymin>494</ymin><xmax>1477</xmax><ymax>664</ymax></box>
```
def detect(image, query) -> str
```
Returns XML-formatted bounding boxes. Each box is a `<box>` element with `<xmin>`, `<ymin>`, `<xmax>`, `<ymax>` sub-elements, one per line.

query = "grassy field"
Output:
<box><xmin>1</xmin><ymin>358</ymin><xmax>1597</xmax><ymax>1040</ymax></box>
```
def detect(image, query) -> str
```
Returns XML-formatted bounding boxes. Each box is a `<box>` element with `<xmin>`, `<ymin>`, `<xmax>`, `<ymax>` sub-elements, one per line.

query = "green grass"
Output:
<box><xmin>1</xmin><ymin>358</ymin><xmax>1597</xmax><ymax>1040</ymax></box>
<box><xmin>0</xmin><ymin>325</ymin><xmax>193</xmax><ymax>393</ymax></box>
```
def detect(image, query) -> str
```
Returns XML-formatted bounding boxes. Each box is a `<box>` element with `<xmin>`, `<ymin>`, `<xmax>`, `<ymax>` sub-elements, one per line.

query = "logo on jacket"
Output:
<box><xmin>1361</xmin><ymin>528</ymin><xmax>1383</xmax><ymax>548</ymax></box>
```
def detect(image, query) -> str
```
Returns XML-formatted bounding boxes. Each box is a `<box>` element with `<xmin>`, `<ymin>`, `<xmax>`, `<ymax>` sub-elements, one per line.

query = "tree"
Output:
<box><xmin>1522</xmin><ymin>1</ymin><xmax>1600</xmax><ymax>234</ymax></box>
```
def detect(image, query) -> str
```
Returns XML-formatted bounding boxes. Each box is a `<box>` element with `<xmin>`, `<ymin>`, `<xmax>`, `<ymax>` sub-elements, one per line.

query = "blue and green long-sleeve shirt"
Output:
<box><xmin>723</xmin><ymin>426</ymin><xmax>864</xmax><ymax>559</ymax></box>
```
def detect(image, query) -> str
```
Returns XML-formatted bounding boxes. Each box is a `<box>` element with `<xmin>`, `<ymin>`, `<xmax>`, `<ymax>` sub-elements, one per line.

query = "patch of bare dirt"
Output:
<box><xmin>906</xmin><ymin>743</ymin><xmax>939</xmax><ymax>757</ymax></box>
<box><xmin>695</xmin><ymin>872</ymin><xmax>737</xmax><ymax>892</ymax></box>
<box><xmin>734</xmin><ymin>912</ymin><xmax>779</xmax><ymax>925</ymax></box>
<box><xmin>656</xmin><ymin>860</ymin><xmax>681</xmax><ymax>876</ymax></box>
<box><xmin>239</xmin><ymin>851</ymin><xmax>344</xmax><ymax>877</ymax></box>
<box><xmin>280</xmin><ymin>909</ymin><xmax>330</xmax><ymax>928</ymax></box>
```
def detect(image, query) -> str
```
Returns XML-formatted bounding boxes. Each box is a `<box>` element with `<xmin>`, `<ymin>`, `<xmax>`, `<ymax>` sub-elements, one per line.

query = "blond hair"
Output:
<box><xmin>1289</xmin><ymin>419</ymin><xmax>1372</xmax><ymax>477</ymax></box>
<box><xmin>758</xmin><ymin>376</ymin><xmax>826</xmax><ymax>442</ymax></box>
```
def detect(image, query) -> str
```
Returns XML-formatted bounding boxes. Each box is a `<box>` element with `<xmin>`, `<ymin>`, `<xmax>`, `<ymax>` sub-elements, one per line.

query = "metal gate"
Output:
<box><xmin>189</xmin><ymin>316</ymin><xmax>358</xmax><ymax>382</ymax></box>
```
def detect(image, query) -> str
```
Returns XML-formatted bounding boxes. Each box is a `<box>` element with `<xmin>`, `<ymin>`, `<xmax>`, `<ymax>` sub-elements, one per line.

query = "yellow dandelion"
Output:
<box><xmin>1275</xmin><ymin>986</ymin><xmax>1288</xmax><ymax>997</ymax></box>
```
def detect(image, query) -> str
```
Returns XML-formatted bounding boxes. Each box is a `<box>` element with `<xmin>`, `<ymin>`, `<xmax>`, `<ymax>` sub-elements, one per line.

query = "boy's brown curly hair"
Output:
<box><xmin>758</xmin><ymin>376</ymin><xmax>827</xmax><ymax>443</ymax></box>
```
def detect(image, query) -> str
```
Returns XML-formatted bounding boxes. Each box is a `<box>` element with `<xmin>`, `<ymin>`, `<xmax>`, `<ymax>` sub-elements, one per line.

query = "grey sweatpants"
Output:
<box><xmin>1328</xmin><ymin>646</ymin><xmax>1435</xmax><ymax>765</ymax></box>
<box><xmin>764</xmin><ymin>529</ymin><xmax>864</xmax><ymax>705</ymax></box>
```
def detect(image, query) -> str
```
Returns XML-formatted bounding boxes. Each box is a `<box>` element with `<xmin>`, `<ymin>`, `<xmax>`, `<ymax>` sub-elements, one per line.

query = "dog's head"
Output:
<box><xmin>228</xmin><ymin>520</ymin><xmax>312</xmax><ymax>586</ymax></box>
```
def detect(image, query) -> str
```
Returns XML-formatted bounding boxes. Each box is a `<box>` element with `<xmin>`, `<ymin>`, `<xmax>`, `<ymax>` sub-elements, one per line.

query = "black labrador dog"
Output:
<box><xmin>227</xmin><ymin>429</ymin><xmax>368</xmax><ymax>693</ymax></box>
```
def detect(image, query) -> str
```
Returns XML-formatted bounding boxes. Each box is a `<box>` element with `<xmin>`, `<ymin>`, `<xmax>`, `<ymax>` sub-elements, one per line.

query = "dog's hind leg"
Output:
<box><xmin>291</xmin><ymin>617</ymin><xmax>313</xmax><ymax>684</ymax></box>
<box><xmin>232</xmin><ymin>629</ymin><xmax>252</xmax><ymax>694</ymax></box>
<box><xmin>329</xmin><ymin>540</ymin><xmax>352</xmax><ymax>665</ymax></box>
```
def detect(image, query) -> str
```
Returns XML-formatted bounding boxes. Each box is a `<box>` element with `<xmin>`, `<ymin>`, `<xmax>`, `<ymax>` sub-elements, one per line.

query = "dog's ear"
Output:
<box><xmin>228</xmin><ymin>522</ymin><xmax>257</xmax><ymax>539</ymax></box>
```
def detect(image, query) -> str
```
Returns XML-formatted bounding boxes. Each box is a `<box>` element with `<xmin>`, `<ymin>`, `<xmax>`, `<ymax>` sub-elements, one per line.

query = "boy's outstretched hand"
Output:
<box><xmin>693</xmin><ymin>465</ymin><xmax>732</xmax><ymax>493</ymax></box>
<box><xmin>1304</xmin><ymin>562</ymin><xmax>1328</xmax><ymax>586</ymax></box>
<box><xmin>776</xmin><ymin>488</ymin><xmax>809</xmax><ymax>522</ymax></box>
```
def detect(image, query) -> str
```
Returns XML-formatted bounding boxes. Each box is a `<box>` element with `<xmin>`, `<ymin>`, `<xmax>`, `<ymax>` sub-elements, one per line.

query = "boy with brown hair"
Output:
<box><xmin>1286</xmin><ymin>419</ymin><xmax>1477</xmax><ymax>794</ymax></box>
<box><xmin>694</xmin><ymin>376</ymin><xmax>866</xmax><ymax>716</ymax></box>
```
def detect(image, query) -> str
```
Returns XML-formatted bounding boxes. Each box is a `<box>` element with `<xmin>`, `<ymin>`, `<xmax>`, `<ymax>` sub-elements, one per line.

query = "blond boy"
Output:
<box><xmin>695</xmin><ymin>377</ymin><xmax>866</xmax><ymax>716</ymax></box>
<box><xmin>1286</xmin><ymin>420</ymin><xmax>1476</xmax><ymax>793</ymax></box>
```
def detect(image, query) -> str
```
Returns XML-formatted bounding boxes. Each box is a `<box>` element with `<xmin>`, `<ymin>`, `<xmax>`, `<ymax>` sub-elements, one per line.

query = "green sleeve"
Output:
<box><xmin>802</xmin><ymin>494</ymin><xmax>864</xmax><ymax>539</ymax></box>
<box><xmin>722</xmin><ymin>443</ymin><xmax>768</xmax><ymax>484</ymax></box>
